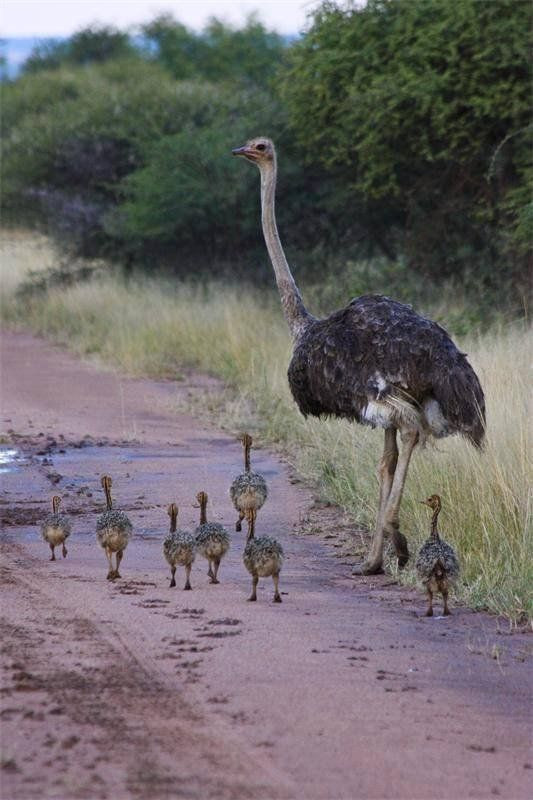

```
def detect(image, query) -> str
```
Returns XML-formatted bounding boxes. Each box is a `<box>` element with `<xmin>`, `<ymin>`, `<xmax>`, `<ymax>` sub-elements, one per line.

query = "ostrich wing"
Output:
<box><xmin>288</xmin><ymin>295</ymin><xmax>485</xmax><ymax>445</ymax></box>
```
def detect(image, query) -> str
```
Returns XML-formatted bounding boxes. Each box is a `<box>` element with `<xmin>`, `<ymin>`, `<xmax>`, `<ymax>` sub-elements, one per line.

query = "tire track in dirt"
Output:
<box><xmin>1</xmin><ymin>330</ymin><xmax>532</xmax><ymax>799</ymax></box>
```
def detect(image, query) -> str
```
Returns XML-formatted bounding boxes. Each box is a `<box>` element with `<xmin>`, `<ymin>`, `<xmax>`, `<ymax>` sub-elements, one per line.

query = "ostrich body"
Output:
<box><xmin>415</xmin><ymin>494</ymin><xmax>459</xmax><ymax>616</ymax></box>
<box><xmin>229</xmin><ymin>433</ymin><xmax>268</xmax><ymax>534</ymax></box>
<box><xmin>194</xmin><ymin>491</ymin><xmax>230</xmax><ymax>584</ymax></box>
<box><xmin>163</xmin><ymin>503</ymin><xmax>196</xmax><ymax>590</ymax></box>
<box><xmin>242</xmin><ymin>509</ymin><xmax>283</xmax><ymax>603</ymax></box>
<box><xmin>96</xmin><ymin>475</ymin><xmax>132</xmax><ymax>580</ymax></box>
<box><xmin>232</xmin><ymin>137</ymin><xmax>485</xmax><ymax>574</ymax></box>
<box><xmin>41</xmin><ymin>495</ymin><xmax>71</xmax><ymax>561</ymax></box>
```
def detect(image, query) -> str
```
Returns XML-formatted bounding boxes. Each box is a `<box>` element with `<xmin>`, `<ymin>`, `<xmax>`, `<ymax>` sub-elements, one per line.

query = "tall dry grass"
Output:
<box><xmin>1</xmin><ymin>230</ymin><xmax>531</xmax><ymax>622</ymax></box>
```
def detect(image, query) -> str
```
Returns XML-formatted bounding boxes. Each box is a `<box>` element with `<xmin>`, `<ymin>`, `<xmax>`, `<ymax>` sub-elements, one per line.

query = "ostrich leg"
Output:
<box><xmin>376</xmin><ymin>428</ymin><xmax>398</xmax><ymax>531</ymax></box>
<box><xmin>352</xmin><ymin>428</ymin><xmax>397</xmax><ymax>576</ymax></box>
<box><xmin>356</xmin><ymin>430</ymin><xmax>418</xmax><ymax>574</ymax></box>
<box><xmin>376</xmin><ymin>427</ymin><xmax>409</xmax><ymax>566</ymax></box>
<box><xmin>379</xmin><ymin>430</ymin><xmax>419</xmax><ymax>567</ymax></box>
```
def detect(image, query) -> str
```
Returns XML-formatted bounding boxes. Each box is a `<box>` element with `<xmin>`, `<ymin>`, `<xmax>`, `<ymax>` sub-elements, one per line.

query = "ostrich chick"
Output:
<box><xmin>230</xmin><ymin>433</ymin><xmax>268</xmax><ymax>534</ymax></box>
<box><xmin>96</xmin><ymin>475</ymin><xmax>132</xmax><ymax>580</ymax></box>
<box><xmin>415</xmin><ymin>494</ymin><xmax>459</xmax><ymax>616</ymax></box>
<box><xmin>41</xmin><ymin>495</ymin><xmax>71</xmax><ymax>561</ymax></box>
<box><xmin>163</xmin><ymin>503</ymin><xmax>196</xmax><ymax>590</ymax></box>
<box><xmin>194</xmin><ymin>491</ymin><xmax>230</xmax><ymax>584</ymax></box>
<box><xmin>243</xmin><ymin>509</ymin><xmax>284</xmax><ymax>603</ymax></box>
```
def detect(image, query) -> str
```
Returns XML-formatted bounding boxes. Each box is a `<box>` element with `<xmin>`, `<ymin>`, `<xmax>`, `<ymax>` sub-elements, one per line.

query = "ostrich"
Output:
<box><xmin>416</xmin><ymin>495</ymin><xmax>460</xmax><ymax>616</ymax></box>
<box><xmin>229</xmin><ymin>433</ymin><xmax>268</xmax><ymax>535</ymax></box>
<box><xmin>163</xmin><ymin>503</ymin><xmax>196</xmax><ymax>590</ymax></box>
<box><xmin>96</xmin><ymin>475</ymin><xmax>132</xmax><ymax>580</ymax></box>
<box><xmin>194</xmin><ymin>491</ymin><xmax>230</xmax><ymax>584</ymax></box>
<box><xmin>41</xmin><ymin>495</ymin><xmax>71</xmax><ymax>561</ymax></box>
<box><xmin>232</xmin><ymin>137</ymin><xmax>485</xmax><ymax>574</ymax></box>
<box><xmin>243</xmin><ymin>508</ymin><xmax>284</xmax><ymax>603</ymax></box>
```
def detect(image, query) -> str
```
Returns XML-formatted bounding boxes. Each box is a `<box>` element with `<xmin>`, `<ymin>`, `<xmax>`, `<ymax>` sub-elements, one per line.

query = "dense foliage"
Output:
<box><xmin>281</xmin><ymin>0</ymin><xmax>532</xmax><ymax>284</ymax></box>
<box><xmin>2</xmin><ymin>2</ymin><xmax>531</xmax><ymax>302</ymax></box>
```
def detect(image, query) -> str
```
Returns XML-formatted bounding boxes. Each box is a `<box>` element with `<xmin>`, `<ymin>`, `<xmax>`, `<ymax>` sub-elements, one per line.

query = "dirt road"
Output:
<box><xmin>1</xmin><ymin>331</ymin><xmax>531</xmax><ymax>800</ymax></box>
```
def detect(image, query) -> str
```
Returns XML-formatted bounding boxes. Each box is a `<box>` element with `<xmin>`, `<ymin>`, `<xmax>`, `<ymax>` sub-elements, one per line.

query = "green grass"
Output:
<box><xmin>2</xmin><ymin>229</ymin><xmax>531</xmax><ymax>624</ymax></box>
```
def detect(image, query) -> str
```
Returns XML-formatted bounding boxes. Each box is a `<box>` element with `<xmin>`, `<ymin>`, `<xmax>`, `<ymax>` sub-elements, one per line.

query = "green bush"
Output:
<box><xmin>280</xmin><ymin>0</ymin><xmax>532</xmax><ymax>281</ymax></box>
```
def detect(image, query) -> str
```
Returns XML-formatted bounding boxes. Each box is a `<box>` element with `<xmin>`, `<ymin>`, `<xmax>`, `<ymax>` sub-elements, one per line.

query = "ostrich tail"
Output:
<box><xmin>467</xmin><ymin>413</ymin><xmax>486</xmax><ymax>449</ymax></box>
<box><xmin>432</xmin><ymin>361</ymin><xmax>486</xmax><ymax>449</ymax></box>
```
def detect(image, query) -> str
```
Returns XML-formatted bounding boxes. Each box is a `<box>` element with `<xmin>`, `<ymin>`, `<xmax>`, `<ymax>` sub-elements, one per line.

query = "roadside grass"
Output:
<box><xmin>1</xmin><ymin>230</ymin><xmax>531</xmax><ymax>624</ymax></box>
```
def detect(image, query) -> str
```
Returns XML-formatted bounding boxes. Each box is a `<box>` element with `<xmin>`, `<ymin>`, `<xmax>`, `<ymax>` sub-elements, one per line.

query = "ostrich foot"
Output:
<box><xmin>62</xmin><ymin>545</ymin><xmax>68</xmax><ymax>558</ymax></box>
<box><xmin>247</xmin><ymin>595</ymin><xmax>257</xmax><ymax>602</ymax></box>
<box><xmin>106</xmin><ymin>570</ymin><xmax>116</xmax><ymax>580</ymax></box>
<box><xmin>425</xmin><ymin>608</ymin><xmax>433</xmax><ymax>617</ymax></box>
<box><xmin>391</xmin><ymin>529</ymin><xmax>409</xmax><ymax>569</ymax></box>
<box><xmin>273</xmin><ymin>593</ymin><xmax>282</xmax><ymax>603</ymax></box>
<box><xmin>352</xmin><ymin>560</ymin><xmax>384</xmax><ymax>576</ymax></box>
<box><xmin>183</xmin><ymin>582</ymin><xmax>192</xmax><ymax>591</ymax></box>
<box><xmin>169</xmin><ymin>578</ymin><xmax>176</xmax><ymax>588</ymax></box>
<box><xmin>209</xmin><ymin>578</ymin><xmax>220</xmax><ymax>585</ymax></box>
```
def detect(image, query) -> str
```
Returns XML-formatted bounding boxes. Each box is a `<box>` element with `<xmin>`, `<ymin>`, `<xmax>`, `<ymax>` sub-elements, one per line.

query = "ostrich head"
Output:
<box><xmin>167</xmin><ymin>502</ymin><xmax>178</xmax><ymax>519</ymax></box>
<box><xmin>194</xmin><ymin>492</ymin><xmax>208</xmax><ymax>524</ymax></box>
<box><xmin>196</xmin><ymin>490</ymin><xmax>208</xmax><ymax>504</ymax></box>
<box><xmin>420</xmin><ymin>494</ymin><xmax>441</xmax><ymax>512</ymax></box>
<box><xmin>232</xmin><ymin>137</ymin><xmax>275</xmax><ymax>166</ymax></box>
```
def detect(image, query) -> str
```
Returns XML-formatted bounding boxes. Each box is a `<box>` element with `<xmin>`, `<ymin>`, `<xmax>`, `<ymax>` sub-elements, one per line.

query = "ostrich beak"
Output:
<box><xmin>232</xmin><ymin>145</ymin><xmax>258</xmax><ymax>161</ymax></box>
<box><xmin>419</xmin><ymin>500</ymin><xmax>431</xmax><ymax>507</ymax></box>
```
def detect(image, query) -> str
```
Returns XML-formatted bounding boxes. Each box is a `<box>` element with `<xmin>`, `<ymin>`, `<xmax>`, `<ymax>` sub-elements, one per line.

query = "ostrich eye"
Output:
<box><xmin>256</xmin><ymin>143</ymin><xmax>266</xmax><ymax>151</ymax></box>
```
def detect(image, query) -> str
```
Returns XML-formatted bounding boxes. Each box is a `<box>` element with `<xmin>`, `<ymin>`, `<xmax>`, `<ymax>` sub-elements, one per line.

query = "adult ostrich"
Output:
<box><xmin>232</xmin><ymin>137</ymin><xmax>485</xmax><ymax>575</ymax></box>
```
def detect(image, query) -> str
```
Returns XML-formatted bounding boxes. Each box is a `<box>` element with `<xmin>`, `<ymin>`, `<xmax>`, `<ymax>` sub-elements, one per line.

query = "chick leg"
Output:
<box><xmin>62</xmin><ymin>542</ymin><xmax>68</xmax><ymax>558</ymax></box>
<box><xmin>207</xmin><ymin>560</ymin><xmax>214</xmax><ymax>580</ymax></box>
<box><xmin>169</xmin><ymin>565</ymin><xmax>176</xmax><ymax>588</ymax></box>
<box><xmin>236</xmin><ymin>511</ymin><xmax>245</xmax><ymax>532</ymax></box>
<box><xmin>49</xmin><ymin>543</ymin><xmax>56</xmax><ymax>561</ymax></box>
<box><xmin>272</xmin><ymin>573</ymin><xmax>282</xmax><ymax>603</ymax></box>
<box><xmin>425</xmin><ymin>588</ymin><xmax>434</xmax><ymax>617</ymax></box>
<box><xmin>105</xmin><ymin>547</ymin><xmax>115</xmax><ymax>579</ymax></box>
<box><xmin>248</xmin><ymin>574</ymin><xmax>258</xmax><ymax>602</ymax></box>
<box><xmin>442</xmin><ymin>589</ymin><xmax>451</xmax><ymax>616</ymax></box>
<box><xmin>184</xmin><ymin>564</ymin><xmax>192</xmax><ymax>591</ymax></box>
<box><xmin>211</xmin><ymin>557</ymin><xmax>221</xmax><ymax>584</ymax></box>
<box><xmin>115</xmin><ymin>549</ymin><xmax>123</xmax><ymax>579</ymax></box>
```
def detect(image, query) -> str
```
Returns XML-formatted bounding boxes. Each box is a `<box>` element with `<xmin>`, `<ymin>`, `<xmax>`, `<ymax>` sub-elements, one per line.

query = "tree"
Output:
<box><xmin>23</xmin><ymin>25</ymin><xmax>138</xmax><ymax>73</ymax></box>
<box><xmin>280</xmin><ymin>0</ymin><xmax>532</xmax><ymax>279</ymax></box>
<box><xmin>142</xmin><ymin>13</ymin><xmax>286</xmax><ymax>85</ymax></box>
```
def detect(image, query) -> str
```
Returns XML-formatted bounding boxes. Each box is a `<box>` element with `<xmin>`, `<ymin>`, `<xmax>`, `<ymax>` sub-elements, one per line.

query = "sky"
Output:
<box><xmin>1</xmin><ymin>0</ymin><xmax>317</xmax><ymax>37</ymax></box>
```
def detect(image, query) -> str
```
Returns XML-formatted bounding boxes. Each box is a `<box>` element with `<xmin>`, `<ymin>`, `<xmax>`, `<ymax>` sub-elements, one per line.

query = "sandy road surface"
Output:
<box><xmin>1</xmin><ymin>331</ymin><xmax>532</xmax><ymax>800</ymax></box>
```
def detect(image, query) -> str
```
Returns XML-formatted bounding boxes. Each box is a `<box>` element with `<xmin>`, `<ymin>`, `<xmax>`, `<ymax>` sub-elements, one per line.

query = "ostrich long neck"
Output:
<box><xmin>104</xmin><ymin>484</ymin><xmax>113</xmax><ymax>511</ymax></box>
<box><xmin>169</xmin><ymin>508</ymin><xmax>177</xmax><ymax>533</ymax></box>
<box><xmin>199</xmin><ymin>498</ymin><xmax>207</xmax><ymax>525</ymax></box>
<box><xmin>430</xmin><ymin>507</ymin><xmax>441</xmax><ymax>539</ymax></box>
<box><xmin>260</xmin><ymin>159</ymin><xmax>312</xmax><ymax>339</ymax></box>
